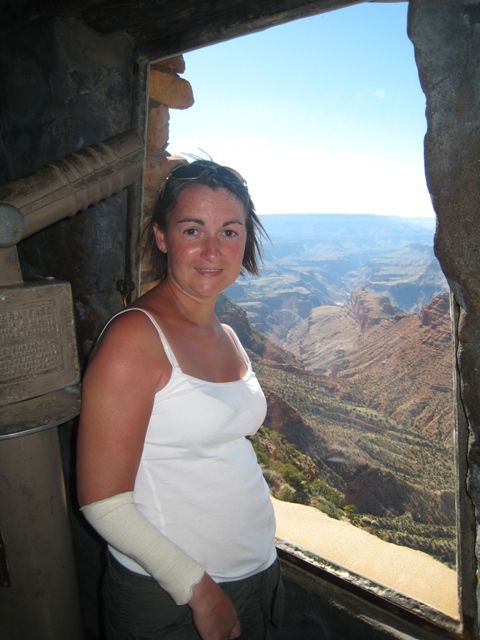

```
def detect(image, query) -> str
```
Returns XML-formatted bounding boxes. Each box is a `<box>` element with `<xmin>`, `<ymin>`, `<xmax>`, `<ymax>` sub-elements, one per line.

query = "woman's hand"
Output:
<box><xmin>188</xmin><ymin>573</ymin><xmax>241</xmax><ymax>640</ymax></box>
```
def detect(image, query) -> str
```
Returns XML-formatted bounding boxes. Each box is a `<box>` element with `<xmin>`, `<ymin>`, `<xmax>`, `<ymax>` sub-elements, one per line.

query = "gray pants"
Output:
<box><xmin>103</xmin><ymin>552</ymin><xmax>284</xmax><ymax>640</ymax></box>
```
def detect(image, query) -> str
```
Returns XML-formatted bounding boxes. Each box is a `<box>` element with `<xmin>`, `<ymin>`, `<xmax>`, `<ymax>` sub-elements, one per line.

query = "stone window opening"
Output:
<box><xmin>139</xmin><ymin>7</ymin><xmax>475</xmax><ymax>639</ymax></box>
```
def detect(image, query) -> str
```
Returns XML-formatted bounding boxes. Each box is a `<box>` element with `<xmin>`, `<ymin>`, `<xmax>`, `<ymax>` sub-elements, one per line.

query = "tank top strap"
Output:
<box><xmin>222</xmin><ymin>324</ymin><xmax>251</xmax><ymax>369</ymax></box>
<box><xmin>100</xmin><ymin>307</ymin><xmax>179</xmax><ymax>368</ymax></box>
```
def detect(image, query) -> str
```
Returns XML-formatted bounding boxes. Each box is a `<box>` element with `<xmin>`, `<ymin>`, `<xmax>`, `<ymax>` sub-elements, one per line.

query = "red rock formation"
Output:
<box><xmin>286</xmin><ymin>289</ymin><xmax>453</xmax><ymax>445</ymax></box>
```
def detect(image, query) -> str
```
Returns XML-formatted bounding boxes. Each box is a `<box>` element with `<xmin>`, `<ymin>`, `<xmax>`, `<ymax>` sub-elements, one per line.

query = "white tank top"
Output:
<box><xmin>109</xmin><ymin>308</ymin><xmax>277</xmax><ymax>582</ymax></box>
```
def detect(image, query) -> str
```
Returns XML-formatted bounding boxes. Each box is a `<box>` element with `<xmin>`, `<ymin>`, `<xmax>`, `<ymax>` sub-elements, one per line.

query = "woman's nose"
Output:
<box><xmin>201</xmin><ymin>235</ymin><xmax>221</xmax><ymax>260</ymax></box>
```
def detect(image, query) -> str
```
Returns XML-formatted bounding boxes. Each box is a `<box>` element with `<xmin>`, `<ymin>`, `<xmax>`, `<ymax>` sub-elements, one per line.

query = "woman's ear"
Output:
<box><xmin>153</xmin><ymin>224</ymin><xmax>167</xmax><ymax>254</ymax></box>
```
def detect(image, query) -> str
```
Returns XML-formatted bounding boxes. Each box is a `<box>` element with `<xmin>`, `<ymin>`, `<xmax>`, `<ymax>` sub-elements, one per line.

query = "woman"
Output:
<box><xmin>77</xmin><ymin>160</ymin><xmax>283</xmax><ymax>640</ymax></box>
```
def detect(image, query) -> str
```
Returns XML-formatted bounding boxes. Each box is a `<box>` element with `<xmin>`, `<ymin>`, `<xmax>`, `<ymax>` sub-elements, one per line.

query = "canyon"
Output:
<box><xmin>216</xmin><ymin>214</ymin><xmax>455</xmax><ymax>569</ymax></box>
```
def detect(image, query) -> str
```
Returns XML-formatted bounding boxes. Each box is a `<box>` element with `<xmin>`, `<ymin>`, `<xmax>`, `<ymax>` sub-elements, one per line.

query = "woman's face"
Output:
<box><xmin>153</xmin><ymin>184</ymin><xmax>248</xmax><ymax>301</ymax></box>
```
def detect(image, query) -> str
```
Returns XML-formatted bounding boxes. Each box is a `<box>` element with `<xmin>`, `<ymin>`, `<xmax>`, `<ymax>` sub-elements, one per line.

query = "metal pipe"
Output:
<box><xmin>0</xmin><ymin>130</ymin><xmax>144</xmax><ymax>243</ymax></box>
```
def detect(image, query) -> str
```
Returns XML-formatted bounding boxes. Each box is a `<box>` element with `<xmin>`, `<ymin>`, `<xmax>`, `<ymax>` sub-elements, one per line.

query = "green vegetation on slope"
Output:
<box><xmin>251</xmin><ymin>426</ymin><xmax>349</xmax><ymax>520</ymax></box>
<box><xmin>255</xmin><ymin>363</ymin><xmax>454</xmax><ymax>493</ymax></box>
<box><xmin>251</xmin><ymin>362</ymin><xmax>456</xmax><ymax>569</ymax></box>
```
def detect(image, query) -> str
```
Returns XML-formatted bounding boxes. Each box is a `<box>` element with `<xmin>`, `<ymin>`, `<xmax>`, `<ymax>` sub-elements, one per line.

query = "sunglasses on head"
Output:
<box><xmin>166</xmin><ymin>161</ymin><xmax>247</xmax><ymax>187</ymax></box>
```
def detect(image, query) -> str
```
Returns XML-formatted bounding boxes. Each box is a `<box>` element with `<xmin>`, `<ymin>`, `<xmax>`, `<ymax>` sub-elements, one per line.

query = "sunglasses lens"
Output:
<box><xmin>167</xmin><ymin>162</ymin><xmax>246</xmax><ymax>186</ymax></box>
<box><xmin>169</xmin><ymin>163</ymin><xmax>205</xmax><ymax>179</ymax></box>
<box><xmin>217</xmin><ymin>166</ymin><xmax>246</xmax><ymax>186</ymax></box>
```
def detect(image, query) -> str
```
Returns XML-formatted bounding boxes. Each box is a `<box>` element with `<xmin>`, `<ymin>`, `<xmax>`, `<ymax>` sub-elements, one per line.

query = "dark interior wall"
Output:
<box><xmin>0</xmin><ymin>2</ymin><xmax>136</xmax><ymax>359</ymax></box>
<box><xmin>0</xmin><ymin>8</ymin><xmax>132</xmax><ymax>178</ymax></box>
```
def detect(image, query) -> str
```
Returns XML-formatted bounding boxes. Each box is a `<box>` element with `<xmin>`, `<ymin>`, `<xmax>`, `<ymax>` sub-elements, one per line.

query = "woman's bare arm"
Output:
<box><xmin>77</xmin><ymin>311</ymin><xmax>167</xmax><ymax>505</ymax></box>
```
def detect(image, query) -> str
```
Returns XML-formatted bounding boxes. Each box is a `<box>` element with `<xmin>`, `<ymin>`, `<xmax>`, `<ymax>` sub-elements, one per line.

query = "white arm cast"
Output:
<box><xmin>81</xmin><ymin>491</ymin><xmax>205</xmax><ymax>605</ymax></box>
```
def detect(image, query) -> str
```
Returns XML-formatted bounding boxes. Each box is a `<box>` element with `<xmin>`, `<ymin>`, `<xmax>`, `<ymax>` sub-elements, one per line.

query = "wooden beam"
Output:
<box><xmin>25</xmin><ymin>0</ymin><xmax>366</xmax><ymax>58</ymax></box>
<box><xmin>132</xmin><ymin>0</ymin><xmax>366</xmax><ymax>59</ymax></box>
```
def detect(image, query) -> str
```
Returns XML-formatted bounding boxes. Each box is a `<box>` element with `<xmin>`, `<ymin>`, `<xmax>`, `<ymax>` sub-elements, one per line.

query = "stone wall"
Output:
<box><xmin>409</xmin><ymin>1</ymin><xmax>479</xmax><ymax>636</ymax></box>
<box><xmin>142</xmin><ymin>56</ymin><xmax>194</xmax><ymax>289</ymax></box>
<box><xmin>0</xmin><ymin>3</ymin><xmax>135</xmax><ymax>361</ymax></box>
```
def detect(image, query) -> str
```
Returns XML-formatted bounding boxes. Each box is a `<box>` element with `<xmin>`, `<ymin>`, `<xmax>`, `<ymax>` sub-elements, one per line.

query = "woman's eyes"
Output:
<box><xmin>181</xmin><ymin>228</ymin><xmax>238</xmax><ymax>238</ymax></box>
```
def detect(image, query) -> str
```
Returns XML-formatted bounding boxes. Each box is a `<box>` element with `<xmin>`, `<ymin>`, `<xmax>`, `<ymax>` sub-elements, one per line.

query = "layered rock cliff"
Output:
<box><xmin>285</xmin><ymin>289</ymin><xmax>453</xmax><ymax>445</ymax></box>
<box><xmin>217</xmin><ymin>293</ymin><xmax>455</xmax><ymax>561</ymax></box>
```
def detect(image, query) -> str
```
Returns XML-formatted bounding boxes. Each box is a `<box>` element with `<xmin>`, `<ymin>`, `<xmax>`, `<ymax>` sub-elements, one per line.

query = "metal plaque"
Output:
<box><xmin>0</xmin><ymin>280</ymin><xmax>80</xmax><ymax>408</ymax></box>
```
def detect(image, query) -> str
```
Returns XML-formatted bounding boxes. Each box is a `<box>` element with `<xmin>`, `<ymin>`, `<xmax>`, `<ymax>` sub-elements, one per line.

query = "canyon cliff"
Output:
<box><xmin>286</xmin><ymin>289</ymin><xmax>453</xmax><ymax>445</ymax></box>
<box><xmin>216</xmin><ymin>292</ymin><xmax>455</xmax><ymax>565</ymax></box>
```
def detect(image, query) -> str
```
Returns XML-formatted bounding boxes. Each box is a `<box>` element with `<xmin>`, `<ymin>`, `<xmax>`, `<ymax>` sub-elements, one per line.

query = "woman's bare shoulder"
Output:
<box><xmin>87</xmin><ymin>307</ymin><xmax>170</xmax><ymax>386</ymax></box>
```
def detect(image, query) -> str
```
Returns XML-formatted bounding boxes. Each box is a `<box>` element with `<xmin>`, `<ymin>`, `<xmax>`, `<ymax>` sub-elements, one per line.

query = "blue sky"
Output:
<box><xmin>167</xmin><ymin>1</ymin><xmax>434</xmax><ymax>218</ymax></box>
